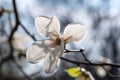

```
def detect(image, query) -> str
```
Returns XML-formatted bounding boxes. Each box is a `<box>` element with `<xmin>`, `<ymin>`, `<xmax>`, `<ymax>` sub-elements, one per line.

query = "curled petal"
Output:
<box><xmin>43</xmin><ymin>53</ymin><xmax>59</xmax><ymax>74</ymax></box>
<box><xmin>43</xmin><ymin>40</ymin><xmax>64</xmax><ymax>73</ymax></box>
<box><xmin>35</xmin><ymin>16</ymin><xmax>50</xmax><ymax>37</ymax></box>
<box><xmin>47</xmin><ymin>16</ymin><xmax>60</xmax><ymax>40</ymax></box>
<box><xmin>63</xmin><ymin>23</ymin><xmax>87</xmax><ymax>43</ymax></box>
<box><xmin>26</xmin><ymin>40</ymin><xmax>54</xmax><ymax>63</ymax></box>
<box><xmin>35</xmin><ymin>16</ymin><xmax>60</xmax><ymax>40</ymax></box>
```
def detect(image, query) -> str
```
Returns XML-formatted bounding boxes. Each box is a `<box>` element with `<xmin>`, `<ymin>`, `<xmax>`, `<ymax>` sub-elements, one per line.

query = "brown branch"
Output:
<box><xmin>3</xmin><ymin>0</ymin><xmax>33</xmax><ymax>80</ymax></box>
<box><xmin>8</xmin><ymin>0</ymin><xmax>19</xmax><ymax>61</ymax></box>
<box><xmin>62</xmin><ymin>49</ymin><xmax>120</xmax><ymax>78</ymax></box>
<box><xmin>1</xmin><ymin>0</ymin><xmax>36</xmax><ymax>65</ymax></box>
<box><xmin>79</xmin><ymin>49</ymin><xmax>92</xmax><ymax>63</ymax></box>
<box><xmin>8</xmin><ymin>0</ymin><xmax>19</xmax><ymax>42</ymax></box>
<box><xmin>80</xmin><ymin>49</ymin><xmax>120</xmax><ymax>78</ymax></box>
<box><xmin>65</xmin><ymin>48</ymin><xmax>92</xmax><ymax>63</ymax></box>
<box><xmin>20</xmin><ymin>22</ymin><xmax>36</xmax><ymax>41</ymax></box>
<box><xmin>63</xmin><ymin>48</ymin><xmax>120</xmax><ymax>78</ymax></box>
<box><xmin>8</xmin><ymin>0</ymin><xmax>36</xmax><ymax>42</ymax></box>
<box><xmin>60</xmin><ymin>57</ymin><xmax>120</xmax><ymax>67</ymax></box>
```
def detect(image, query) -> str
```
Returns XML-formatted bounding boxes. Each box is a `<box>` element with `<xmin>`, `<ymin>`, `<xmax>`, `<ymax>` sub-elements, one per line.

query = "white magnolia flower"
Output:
<box><xmin>26</xmin><ymin>16</ymin><xmax>86</xmax><ymax>74</ymax></box>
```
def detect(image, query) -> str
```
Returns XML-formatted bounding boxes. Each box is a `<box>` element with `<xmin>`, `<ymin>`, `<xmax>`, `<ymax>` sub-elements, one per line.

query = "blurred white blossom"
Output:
<box><xmin>12</xmin><ymin>34</ymin><xmax>31</xmax><ymax>50</ymax></box>
<box><xmin>96</xmin><ymin>56</ymin><xmax>112</xmax><ymax>77</ymax></box>
<box><xmin>26</xmin><ymin>16</ymin><xmax>86</xmax><ymax>74</ymax></box>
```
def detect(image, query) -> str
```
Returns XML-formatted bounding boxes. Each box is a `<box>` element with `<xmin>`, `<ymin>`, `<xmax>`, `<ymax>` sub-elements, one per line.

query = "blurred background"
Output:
<box><xmin>0</xmin><ymin>0</ymin><xmax>120</xmax><ymax>80</ymax></box>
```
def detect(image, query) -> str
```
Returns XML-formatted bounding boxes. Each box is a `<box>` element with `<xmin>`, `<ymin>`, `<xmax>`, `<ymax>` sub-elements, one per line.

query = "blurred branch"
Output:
<box><xmin>8</xmin><ymin>13</ymin><xmax>12</xmax><ymax>31</ymax></box>
<box><xmin>0</xmin><ymin>0</ymin><xmax>35</xmax><ymax>79</ymax></box>
<box><xmin>0</xmin><ymin>0</ymin><xmax>18</xmax><ymax>65</ymax></box>
<box><xmin>8</xmin><ymin>0</ymin><xmax>36</xmax><ymax>41</ymax></box>
<box><xmin>0</xmin><ymin>0</ymin><xmax>36</xmax><ymax>64</ymax></box>
<box><xmin>8</xmin><ymin>0</ymin><xmax>19</xmax><ymax>42</ymax></box>
<box><xmin>12</xmin><ymin>59</ymin><xmax>32</xmax><ymax>80</ymax></box>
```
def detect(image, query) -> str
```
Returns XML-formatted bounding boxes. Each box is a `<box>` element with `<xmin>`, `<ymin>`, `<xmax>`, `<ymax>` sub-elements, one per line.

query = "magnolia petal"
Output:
<box><xmin>26</xmin><ymin>40</ymin><xmax>54</xmax><ymax>63</ymax></box>
<box><xmin>35</xmin><ymin>16</ymin><xmax>50</xmax><ymax>37</ymax></box>
<box><xmin>43</xmin><ymin>44</ymin><xmax>64</xmax><ymax>74</ymax></box>
<box><xmin>47</xmin><ymin>16</ymin><xmax>60</xmax><ymax>40</ymax></box>
<box><xmin>63</xmin><ymin>23</ymin><xmax>86</xmax><ymax>43</ymax></box>
<box><xmin>43</xmin><ymin>53</ymin><xmax>58</xmax><ymax>74</ymax></box>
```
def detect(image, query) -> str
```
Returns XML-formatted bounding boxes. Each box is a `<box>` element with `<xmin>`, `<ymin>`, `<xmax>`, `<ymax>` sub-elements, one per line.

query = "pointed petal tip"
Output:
<box><xmin>51</xmin><ymin>16</ymin><xmax>59</xmax><ymax>22</ymax></box>
<box><xmin>52</xmin><ymin>16</ymin><xmax>57</xmax><ymax>18</ymax></box>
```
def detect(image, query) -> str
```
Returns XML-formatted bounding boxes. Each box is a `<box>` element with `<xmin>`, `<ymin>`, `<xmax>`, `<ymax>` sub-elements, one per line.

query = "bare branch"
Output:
<box><xmin>65</xmin><ymin>48</ymin><xmax>92</xmax><ymax>63</ymax></box>
<box><xmin>62</xmin><ymin>48</ymin><xmax>120</xmax><ymax>78</ymax></box>
<box><xmin>8</xmin><ymin>0</ymin><xmax>19</xmax><ymax>42</ymax></box>
<box><xmin>2</xmin><ymin>0</ymin><xmax>33</xmax><ymax>80</ymax></box>
<box><xmin>20</xmin><ymin>23</ymin><xmax>36</xmax><ymax>41</ymax></box>
<box><xmin>60</xmin><ymin>57</ymin><xmax>120</xmax><ymax>68</ymax></box>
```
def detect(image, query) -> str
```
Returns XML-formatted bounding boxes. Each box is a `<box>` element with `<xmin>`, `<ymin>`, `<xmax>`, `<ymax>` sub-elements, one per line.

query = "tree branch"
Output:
<box><xmin>3</xmin><ymin>0</ymin><xmax>33</xmax><ymax>80</ymax></box>
<box><xmin>60</xmin><ymin>57</ymin><xmax>120</xmax><ymax>67</ymax></box>
<box><xmin>8</xmin><ymin>0</ymin><xmax>19</xmax><ymax>42</ymax></box>
<box><xmin>62</xmin><ymin>48</ymin><xmax>120</xmax><ymax>78</ymax></box>
<box><xmin>20</xmin><ymin>22</ymin><xmax>36</xmax><ymax>41</ymax></box>
<box><xmin>65</xmin><ymin>48</ymin><xmax>92</xmax><ymax>63</ymax></box>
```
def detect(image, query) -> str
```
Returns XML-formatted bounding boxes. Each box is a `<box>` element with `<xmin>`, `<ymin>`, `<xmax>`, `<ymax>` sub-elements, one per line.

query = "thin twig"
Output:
<box><xmin>9</xmin><ymin>0</ymin><xmax>36</xmax><ymax>42</ymax></box>
<box><xmin>6</xmin><ymin>0</ymin><xmax>32</xmax><ymax>80</ymax></box>
<box><xmin>20</xmin><ymin>22</ymin><xmax>36</xmax><ymax>41</ymax></box>
<box><xmin>64</xmin><ymin>48</ymin><xmax>120</xmax><ymax>78</ymax></box>
<box><xmin>65</xmin><ymin>48</ymin><xmax>92</xmax><ymax>63</ymax></box>
<box><xmin>60</xmin><ymin>57</ymin><xmax>120</xmax><ymax>68</ymax></box>
<box><xmin>8</xmin><ymin>0</ymin><xmax>19</xmax><ymax>42</ymax></box>
<box><xmin>79</xmin><ymin>49</ymin><xmax>92</xmax><ymax>63</ymax></box>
